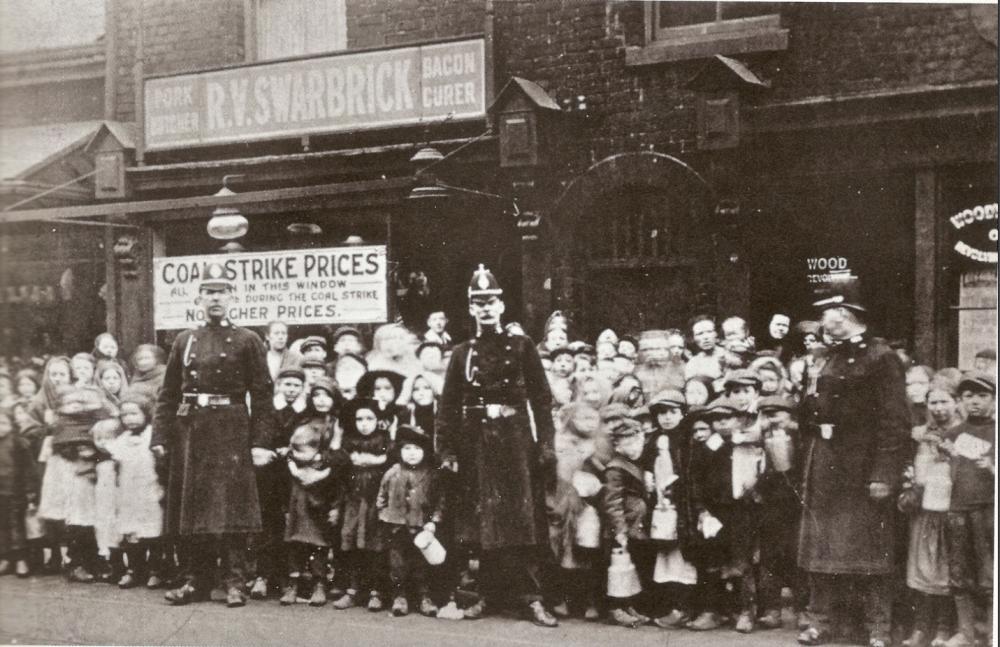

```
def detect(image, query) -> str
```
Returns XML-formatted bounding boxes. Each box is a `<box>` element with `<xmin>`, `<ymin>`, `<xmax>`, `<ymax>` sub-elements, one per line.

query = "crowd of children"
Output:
<box><xmin>0</xmin><ymin>311</ymin><xmax>994</xmax><ymax>645</ymax></box>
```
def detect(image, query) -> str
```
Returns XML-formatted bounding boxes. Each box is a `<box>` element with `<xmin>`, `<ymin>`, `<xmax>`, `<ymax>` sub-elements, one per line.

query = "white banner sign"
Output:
<box><xmin>153</xmin><ymin>246</ymin><xmax>388</xmax><ymax>330</ymax></box>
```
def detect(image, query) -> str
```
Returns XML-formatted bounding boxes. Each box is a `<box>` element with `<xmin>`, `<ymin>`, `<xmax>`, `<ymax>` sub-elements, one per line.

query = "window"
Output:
<box><xmin>250</xmin><ymin>0</ymin><xmax>347</xmax><ymax>61</ymax></box>
<box><xmin>627</xmin><ymin>1</ymin><xmax>787</xmax><ymax>66</ymax></box>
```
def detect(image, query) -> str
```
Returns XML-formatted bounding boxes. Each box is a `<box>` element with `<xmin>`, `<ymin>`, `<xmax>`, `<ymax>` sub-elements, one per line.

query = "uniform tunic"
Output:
<box><xmin>153</xmin><ymin>320</ymin><xmax>272</xmax><ymax>536</ymax></box>
<box><xmin>436</xmin><ymin>329</ymin><xmax>555</xmax><ymax>551</ymax></box>
<box><xmin>797</xmin><ymin>333</ymin><xmax>909</xmax><ymax>575</ymax></box>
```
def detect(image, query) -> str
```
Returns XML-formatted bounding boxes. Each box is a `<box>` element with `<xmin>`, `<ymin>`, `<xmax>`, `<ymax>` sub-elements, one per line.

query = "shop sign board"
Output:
<box><xmin>805</xmin><ymin>256</ymin><xmax>852</xmax><ymax>284</ymax></box>
<box><xmin>950</xmin><ymin>202</ymin><xmax>998</xmax><ymax>265</ymax></box>
<box><xmin>152</xmin><ymin>246</ymin><xmax>388</xmax><ymax>330</ymax></box>
<box><xmin>144</xmin><ymin>38</ymin><xmax>485</xmax><ymax>150</ymax></box>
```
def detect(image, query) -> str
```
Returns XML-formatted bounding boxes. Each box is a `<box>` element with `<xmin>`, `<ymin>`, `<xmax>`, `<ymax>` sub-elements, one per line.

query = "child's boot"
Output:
<box><xmin>250</xmin><ymin>576</ymin><xmax>268</xmax><ymax>600</ymax></box>
<box><xmin>118</xmin><ymin>569</ymin><xmax>138</xmax><ymax>589</ymax></box>
<box><xmin>609</xmin><ymin>607</ymin><xmax>641</xmax><ymax>628</ymax></box>
<box><xmin>392</xmin><ymin>595</ymin><xmax>409</xmax><ymax>616</ymax></box>
<box><xmin>735</xmin><ymin>610</ymin><xmax>755</xmax><ymax>633</ymax></box>
<box><xmin>758</xmin><ymin>608</ymin><xmax>783</xmax><ymax>629</ymax></box>
<box><xmin>655</xmin><ymin>609</ymin><xmax>691</xmax><ymax>629</ymax></box>
<box><xmin>308</xmin><ymin>579</ymin><xmax>327</xmax><ymax>607</ymax></box>
<box><xmin>280</xmin><ymin>576</ymin><xmax>298</xmax><ymax>606</ymax></box>
<box><xmin>14</xmin><ymin>559</ymin><xmax>30</xmax><ymax>578</ymax></box>
<box><xmin>943</xmin><ymin>595</ymin><xmax>976</xmax><ymax>647</ymax></box>
<box><xmin>419</xmin><ymin>595</ymin><xmax>438</xmax><ymax>617</ymax></box>
<box><xmin>333</xmin><ymin>588</ymin><xmax>356</xmax><ymax>609</ymax></box>
<box><xmin>367</xmin><ymin>590</ymin><xmax>384</xmax><ymax>612</ymax></box>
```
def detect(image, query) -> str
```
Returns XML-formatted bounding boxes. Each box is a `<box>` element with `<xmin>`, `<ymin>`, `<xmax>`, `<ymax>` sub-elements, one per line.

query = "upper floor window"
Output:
<box><xmin>251</xmin><ymin>0</ymin><xmax>347</xmax><ymax>61</ymax></box>
<box><xmin>628</xmin><ymin>1</ymin><xmax>787</xmax><ymax>66</ymax></box>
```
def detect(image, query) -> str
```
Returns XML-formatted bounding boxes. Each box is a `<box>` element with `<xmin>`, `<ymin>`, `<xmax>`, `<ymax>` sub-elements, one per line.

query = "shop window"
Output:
<box><xmin>955</xmin><ymin>268</ymin><xmax>997</xmax><ymax>370</ymax></box>
<box><xmin>627</xmin><ymin>1</ymin><xmax>788</xmax><ymax>66</ymax></box>
<box><xmin>250</xmin><ymin>0</ymin><xmax>347</xmax><ymax>61</ymax></box>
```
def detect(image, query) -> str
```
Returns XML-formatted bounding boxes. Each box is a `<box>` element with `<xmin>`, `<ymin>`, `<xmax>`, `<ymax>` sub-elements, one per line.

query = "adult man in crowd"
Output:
<box><xmin>153</xmin><ymin>263</ymin><xmax>273</xmax><ymax>607</ymax></box>
<box><xmin>797</xmin><ymin>284</ymin><xmax>910</xmax><ymax>647</ymax></box>
<box><xmin>264</xmin><ymin>320</ymin><xmax>302</xmax><ymax>382</ymax></box>
<box><xmin>685</xmin><ymin>315</ymin><xmax>727</xmax><ymax>381</ymax></box>
<box><xmin>436</xmin><ymin>265</ymin><xmax>559</xmax><ymax>627</ymax></box>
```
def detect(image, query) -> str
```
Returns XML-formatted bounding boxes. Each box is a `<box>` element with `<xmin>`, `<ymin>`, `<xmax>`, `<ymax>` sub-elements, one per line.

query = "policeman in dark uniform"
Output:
<box><xmin>436</xmin><ymin>265</ymin><xmax>559</xmax><ymax>627</ymax></box>
<box><xmin>797</xmin><ymin>280</ymin><xmax>909</xmax><ymax>647</ymax></box>
<box><xmin>153</xmin><ymin>262</ymin><xmax>273</xmax><ymax>607</ymax></box>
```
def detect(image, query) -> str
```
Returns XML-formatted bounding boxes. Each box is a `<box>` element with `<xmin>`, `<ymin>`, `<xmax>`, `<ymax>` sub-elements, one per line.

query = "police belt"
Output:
<box><xmin>181</xmin><ymin>393</ymin><xmax>243</xmax><ymax>407</ymax></box>
<box><xmin>463</xmin><ymin>403</ymin><xmax>520</xmax><ymax>419</ymax></box>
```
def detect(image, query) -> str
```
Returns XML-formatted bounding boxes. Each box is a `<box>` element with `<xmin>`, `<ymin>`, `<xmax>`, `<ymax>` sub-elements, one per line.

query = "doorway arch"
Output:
<box><xmin>548</xmin><ymin>152</ymin><xmax>725</xmax><ymax>339</ymax></box>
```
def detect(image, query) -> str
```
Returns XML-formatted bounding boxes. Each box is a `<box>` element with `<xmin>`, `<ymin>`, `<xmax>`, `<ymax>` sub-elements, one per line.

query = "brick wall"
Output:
<box><xmin>346</xmin><ymin>0</ymin><xmax>484</xmax><ymax>49</ymax></box>
<box><xmin>111</xmin><ymin>0</ymin><xmax>245</xmax><ymax>123</ymax></box>
<box><xmin>492</xmin><ymin>1</ymin><xmax>999</xmax><ymax>175</ymax></box>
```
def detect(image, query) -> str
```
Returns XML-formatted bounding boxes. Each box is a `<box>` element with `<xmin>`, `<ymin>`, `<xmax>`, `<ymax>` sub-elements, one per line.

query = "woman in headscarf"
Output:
<box><xmin>95</xmin><ymin>361</ymin><xmax>129</xmax><ymax>412</ymax></box>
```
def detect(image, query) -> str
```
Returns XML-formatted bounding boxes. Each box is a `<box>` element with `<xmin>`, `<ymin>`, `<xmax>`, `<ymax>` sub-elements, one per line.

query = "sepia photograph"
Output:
<box><xmin>0</xmin><ymin>0</ymin><xmax>996</xmax><ymax>645</ymax></box>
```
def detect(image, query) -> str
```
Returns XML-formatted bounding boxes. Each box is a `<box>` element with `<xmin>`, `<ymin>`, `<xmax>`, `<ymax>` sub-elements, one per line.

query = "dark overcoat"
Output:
<box><xmin>436</xmin><ymin>329</ymin><xmax>555</xmax><ymax>551</ymax></box>
<box><xmin>797</xmin><ymin>333</ymin><xmax>909</xmax><ymax>575</ymax></box>
<box><xmin>602</xmin><ymin>456</ymin><xmax>650</xmax><ymax>541</ymax></box>
<box><xmin>153</xmin><ymin>320</ymin><xmax>272</xmax><ymax>536</ymax></box>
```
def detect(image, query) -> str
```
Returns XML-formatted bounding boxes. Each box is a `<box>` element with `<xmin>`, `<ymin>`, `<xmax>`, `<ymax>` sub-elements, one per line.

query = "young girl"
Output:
<box><xmin>0</xmin><ymin>409</ymin><xmax>38</xmax><ymax>577</ymax></box>
<box><xmin>70</xmin><ymin>353</ymin><xmax>97</xmax><ymax>388</ymax></box>
<box><xmin>573</xmin><ymin>374</ymin><xmax>611</xmax><ymax>411</ymax></box>
<box><xmin>96</xmin><ymin>361</ymin><xmax>129</xmax><ymax>411</ymax></box>
<box><xmin>91</xmin><ymin>415</ymin><xmax>124</xmax><ymax>582</ymax></box>
<box><xmin>308</xmin><ymin>376</ymin><xmax>340</xmax><ymax>446</ymax></box>
<box><xmin>105</xmin><ymin>395</ymin><xmax>163</xmax><ymax>589</ymax></box>
<box><xmin>37</xmin><ymin>385</ymin><xmax>110</xmax><ymax>583</ymax></box>
<box><xmin>27</xmin><ymin>356</ymin><xmax>72</xmax><ymax>428</ymax></box>
<box><xmin>396</xmin><ymin>373</ymin><xmax>439</xmax><ymax>447</ymax></box>
<box><xmin>356</xmin><ymin>370</ymin><xmax>404</xmax><ymax>442</ymax></box>
<box><xmin>335</xmin><ymin>397</ymin><xmax>392</xmax><ymax>611</ymax></box>
<box><xmin>899</xmin><ymin>379</ymin><xmax>961</xmax><ymax>647</ymax></box>
<box><xmin>14</xmin><ymin>369</ymin><xmax>40</xmax><ymax>405</ymax></box>
<box><xmin>281</xmin><ymin>420</ymin><xmax>344</xmax><ymax>607</ymax></box>
<box><xmin>376</xmin><ymin>424</ymin><xmax>443</xmax><ymax>617</ymax></box>
<box><xmin>644</xmin><ymin>390</ymin><xmax>697</xmax><ymax>629</ymax></box>
<box><xmin>683</xmin><ymin>376</ymin><xmax>715</xmax><ymax>409</ymax></box>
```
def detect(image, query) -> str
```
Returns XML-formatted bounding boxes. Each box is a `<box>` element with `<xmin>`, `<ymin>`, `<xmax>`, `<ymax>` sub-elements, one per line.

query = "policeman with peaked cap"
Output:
<box><xmin>435</xmin><ymin>265</ymin><xmax>559</xmax><ymax>627</ymax></box>
<box><xmin>796</xmin><ymin>277</ymin><xmax>909</xmax><ymax>647</ymax></box>
<box><xmin>152</xmin><ymin>262</ymin><xmax>273</xmax><ymax>608</ymax></box>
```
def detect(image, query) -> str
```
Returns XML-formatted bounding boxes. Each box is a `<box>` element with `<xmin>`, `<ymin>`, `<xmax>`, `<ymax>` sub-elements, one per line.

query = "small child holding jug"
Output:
<box><xmin>375</xmin><ymin>424</ymin><xmax>443</xmax><ymax>617</ymax></box>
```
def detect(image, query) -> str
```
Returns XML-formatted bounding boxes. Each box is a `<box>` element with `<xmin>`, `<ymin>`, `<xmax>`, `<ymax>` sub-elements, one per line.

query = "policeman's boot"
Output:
<box><xmin>528</xmin><ymin>600</ymin><xmax>559</xmax><ymax>628</ymax></box>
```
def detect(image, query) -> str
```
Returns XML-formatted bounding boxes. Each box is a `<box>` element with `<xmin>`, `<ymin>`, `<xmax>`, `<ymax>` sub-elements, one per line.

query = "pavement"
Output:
<box><xmin>0</xmin><ymin>575</ymin><xmax>820</xmax><ymax>647</ymax></box>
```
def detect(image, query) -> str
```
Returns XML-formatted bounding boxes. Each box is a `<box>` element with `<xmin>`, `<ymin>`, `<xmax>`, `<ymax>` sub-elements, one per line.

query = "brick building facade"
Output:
<box><xmin>2</xmin><ymin>1</ymin><xmax>997</xmax><ymax>367</ymax></box>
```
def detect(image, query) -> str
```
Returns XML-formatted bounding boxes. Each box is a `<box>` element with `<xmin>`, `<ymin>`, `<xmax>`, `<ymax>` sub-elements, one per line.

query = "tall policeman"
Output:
<box><xmin>152</xmin><ymin>263</ymin><xmax>273</xmax><ymax>607</ymax></box>
<box><xmin>436</xmin><ymin>265</ymin><xmax>559</xmax><ymax>627</ymax></box>
<box><xmin>797</xmin><ymin>282</ymin><xmax>910</xmax><ymax>647</ymax></box>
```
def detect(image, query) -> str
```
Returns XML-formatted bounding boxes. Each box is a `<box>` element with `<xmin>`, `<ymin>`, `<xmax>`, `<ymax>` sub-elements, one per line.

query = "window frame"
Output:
<box><xmin>243</xmin><ymin>0</ymin><xmax>347</xmax><ymax>63</ymax></box>
<box><xmin>627</xmin><ymin>1</ymin><xmax>788</xmax><ymax>66</ymax></box>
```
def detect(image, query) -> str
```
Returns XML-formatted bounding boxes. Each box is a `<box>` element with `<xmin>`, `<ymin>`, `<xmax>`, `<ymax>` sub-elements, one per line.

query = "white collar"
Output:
<box><xmin>273</xmin><ymin>393</ymin><xmax>307</xmax><ymax>412</ymax></box>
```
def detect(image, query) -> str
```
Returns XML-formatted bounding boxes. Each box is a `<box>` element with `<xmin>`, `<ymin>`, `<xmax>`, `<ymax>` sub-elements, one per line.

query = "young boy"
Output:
<box><xmin>547</xmin><ymin>347</ymin><xmax>575</xmax><ymax>407</ymax></box>
<box><xmin>300</xmin><ymin>336</ymin><xmax>329</xmax><ymax>363</ymax></box>
<box><xmin>301</xmin><ymin>358</ymin><xmax>329</xmax><ymax>391</ymax></box>
<box><xmin>686</xmin><ymin>396</ymin><xmax>763</xmax><ymax>633</ymax></box>
<box><xmin>602</xmin><ymin>417</ymin><xmax>655</xmax><ymax>628</ymax></box>
<box><xmin>423</xmin><ymin>311</ymin><xmax>452</xmax><ymax>349</ymax></box>
<box><xmin>724</xmin><ymin>369</ymin><xmax>762</xmax><ymax>414</ymax></box>
<box><xmin>941</xmin><ymin>371</ymin><xmax>995</xmax><ymax>647</ymax></box>
<box><xmin>376</xmin><ymin>425</ymin><xmax>443</xmax><ymax>618</ymax></box>
<box><xmin>249</xmin><ymin>367</ymin><xmax>311</xmax><ymax>599</ymax></box>
<box><xmin>721</xmin><ymin>317</ymin><xmax>756</xmax><ymax>369</ymax></box>
<box><xmin>755</xmin><ymin>395</ymin><xmax>808</xmax><ymax>631</ymax></box>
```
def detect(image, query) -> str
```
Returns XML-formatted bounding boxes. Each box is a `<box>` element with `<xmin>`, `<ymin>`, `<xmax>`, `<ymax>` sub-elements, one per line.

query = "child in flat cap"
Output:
<box><xmin>939</xmin><ymin>372</ymin><xmax>995</xmax><ymax>647</ymax></box>
<box><xmin>755</xmin><ymin>394</ymin><xmax>808</xmax><ymax>631</ymax></box>
<box><xmin>602</xmin><ymin>417</ymin><xmax>656</xmax><ymax>628</ymax></box>
<box><xmin>248</xmin><ymin>366</ymin><xmax>310</xmax><ymax>599</ymax></box>
<box><xmin>685</xmin><ymin>397</ymin><xmax>763</xmax><ymax>633</ymax></box>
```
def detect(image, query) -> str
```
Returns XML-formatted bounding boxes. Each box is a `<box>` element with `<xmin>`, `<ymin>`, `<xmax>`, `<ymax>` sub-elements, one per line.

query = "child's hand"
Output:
<box><xmin>938</xmin><ymin>439</ymin><xmax>956</xmax><ymax>456</ymax></box>
<box><xmin>276</xmin><ymin>447</ymin><xmax>289</xmax><ymax>458</ymax></box>
<box><xmin>328</xmin><ymin>509</ymin><xmax>340</xmax><ymax>526</ymax></box>
<box><xmin>423</xmin><ymin>522</ymin><xmax>436</xmax><ymax>535</ymax></box>
<box><xmin>975</xmin><ymin>455</ymin><xmax>994</xmax><ymax>473</ymax></box>
<box><xmin>614</xmin><ymin>532</ymin><xmax>628</xmax><ymax>548</ymax></box>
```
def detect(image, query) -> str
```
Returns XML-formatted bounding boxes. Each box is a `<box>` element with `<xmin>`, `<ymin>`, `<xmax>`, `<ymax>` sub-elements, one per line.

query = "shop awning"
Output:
<box><xmin>0</xmin><ymin>120</ymin><xmax>102</xmax><ymax>181</ymax></box>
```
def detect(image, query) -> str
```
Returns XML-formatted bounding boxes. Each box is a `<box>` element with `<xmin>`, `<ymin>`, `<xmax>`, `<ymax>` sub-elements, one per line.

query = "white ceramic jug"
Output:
<box><xmin>414</xmin><ymin>530</ymin><xmax>447</xmax><ymax>565</ymax></box>
<box><xmin>606</xmin><ymin>547</ymin><xmax>642</xmax><ymax>598</ymax></box>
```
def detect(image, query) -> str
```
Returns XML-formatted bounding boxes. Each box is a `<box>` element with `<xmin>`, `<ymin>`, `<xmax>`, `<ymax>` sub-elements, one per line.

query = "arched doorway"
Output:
<box><xmin>549</xmin><ymin>152</ymin><xmax>727</xmax><ymax>339</ymax></box>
